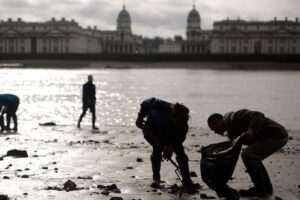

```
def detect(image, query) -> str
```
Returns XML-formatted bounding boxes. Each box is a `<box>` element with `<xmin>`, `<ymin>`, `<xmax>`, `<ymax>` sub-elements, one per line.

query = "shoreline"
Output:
<box><xmin>0</xmin><ymin>60</ymin><xmax>300</xmax><ymax>70</ymax></box>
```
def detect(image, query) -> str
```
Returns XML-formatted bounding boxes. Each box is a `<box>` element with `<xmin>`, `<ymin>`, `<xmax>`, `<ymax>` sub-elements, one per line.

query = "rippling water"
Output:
<box><xmin>1</xmin><ymin>68</ymin><xmax>300</xmax><ymax>130</ymax></box>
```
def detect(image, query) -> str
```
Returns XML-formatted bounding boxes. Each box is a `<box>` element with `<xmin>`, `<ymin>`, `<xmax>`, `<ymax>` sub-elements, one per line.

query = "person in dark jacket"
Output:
<box><xmin>207</xmin><ymin>109</ymin><xmax>288</xmax><ymax>198</ymax></box>
<box><xmin>136</xmin><ymin>97</ymin><xmax>197</xmax><ymax>191</ymax></box>
<box><xmin>0</xmin><ymin>93</ymin><xmax>20</xmax><ymax>132</ymax></box>
<box><xmin>77</xmin><ymin>75</ymin><xmax>99</xmax><ymax>130</ymax></box>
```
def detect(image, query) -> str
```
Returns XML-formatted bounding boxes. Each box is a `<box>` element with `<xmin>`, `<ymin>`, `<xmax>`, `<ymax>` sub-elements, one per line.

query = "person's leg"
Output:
<box><xmin>12</xmin><ymin>114</ymin><xmax>18</xmax><ymax>131</ymax></box>
<box><xmin>240</xmin><ymin>137</ymin><xmax>288</xmax><ymax>197</ymax></box>
<box><xmin>143</xmin><ymin>129</ymin><xmax>163</xmax><ymax>181</ymax></box>
<box><xmin>0</xmin><ymin>114</ymin><xmax>4</xmax><ymax>132</ymax></box>
<box><xmin>173</xmin><ymin>144</ymin><xmax>193</xmax><ymax>186</ymax></box>
<box><xmin>90</xmin><ymin>105</ymin><xmax>98</xmax><ymax>129</ymax></box>
<box><xmin>77</xmin><ymin>105</ymin><xmax>88</xmax><ymax>128</ymax></box>
<box><xmin>6</xmin><ymin>113</ymin><xmax>11</xmax><ymax>130</ymax></box>
<box><xmin>11</xmin><ymin>101</ymin><xmax>19</xmax><ymax>131</ymax></box>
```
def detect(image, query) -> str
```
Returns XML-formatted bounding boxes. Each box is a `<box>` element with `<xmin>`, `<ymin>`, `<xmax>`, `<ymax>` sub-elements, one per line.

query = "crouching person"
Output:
<box><xmin>136</xmin><ymin>97</ymin><xmax>197</xmax><ymax>192</ymax></box>
<box><xmin>207</xmin><ymin>109</ymin><xmax>288</xmax><ymax>198</ymax></box>
<box><xmin>0</xmin><ymin>94</ymin><xmax>20</xmax><ymax>132</ymax></box>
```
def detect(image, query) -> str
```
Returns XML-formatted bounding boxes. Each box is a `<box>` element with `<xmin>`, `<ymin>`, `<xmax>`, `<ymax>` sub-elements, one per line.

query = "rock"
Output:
<box><xmin>63</xmin><ymin>180</ymin><xmax>77</xmax><ymax>191</ymax></box>
<box><xmin>21</xmin><ymin>175</ymin><xmax>29</xmax><ymax>178</ymax></box>
<box><xmin>42</xmin><ymin>167</ymin><xmax>48</xmax><ymax>169</ymax></box>
<box><xmin>101</xmin><ymin>191</ymin><xmax>110</xmax><ymax>195</ymax></box>
<box><xmin>190</xmin><ymin>171</ymin><xmax>198</xmax><ymax>177</ymax></box>
<box><xmin>6</xmin><ymin>149</ymin><xmax>28</xmax><ymax>158</ymax></box>
<box><xmin>136</xmin><ymin>158</ymin><xmax>143</xmax><ymax>162</ymax></box>
<box><xmin>23</xmin><ymin>193</ymin><xmax>28</xmax><ymax>195</ymax></box>
<box><xmin>77</xmin><ymin>176</ymin><xmax>92</xmax><ymax>180</ymax></box>
<box><xmin>126</xmin><ymin>166</ymin><xmax>133</xmax><ymax>170</ymax></box>
<box><xmin>39</xmin><ymin>122</ymin><xmax>57</xmax><ymax>126</ymax></box>
<box><xmin>97</xmin><ymin>184</ymin><xmax>121</xmax><ymax>193</ymax></box>
<box><xmin>110</xmin><ymin>197</ymin><xmax>123</xmax><ymax>200</ymax></box>
<box><xmin>3</xmin><ymin>176</ymin><xmax>9</xmax><ymax>179</ymax></box>
<box><xmin>298</xmin><ymin>184</ymin><xmax>300</xmax><ymax>188</ymax></box>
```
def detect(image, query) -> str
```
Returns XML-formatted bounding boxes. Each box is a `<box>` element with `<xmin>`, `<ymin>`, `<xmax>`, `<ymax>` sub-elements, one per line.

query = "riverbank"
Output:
<box><xmin>1</xmin><ymin>60</ymin><xmax>300</xmax><ymax>70</ymax></box>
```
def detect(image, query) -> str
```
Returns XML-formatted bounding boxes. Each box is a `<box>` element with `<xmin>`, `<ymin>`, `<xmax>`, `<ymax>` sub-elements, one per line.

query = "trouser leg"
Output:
<box><xmin>6</xmin><ymin>114</ymin><xmax>11</xmax><ymax>129</ymax></box>
<box><xmin>143</xmin><ymin>129</ymin><xmax>162</xmax><ymax>181</ymax></box>
<box><xmin>92</xmin><ymin>110</ymin><xmax>96</xmax><ymax>127</ymax></box>
<box><xmin>174</xmin><ymin>144</ymin><xmax>192</xmax><ymax>185</ymax></box>
<box><xmin>241</xmin><ymin>137</ymin><xmax>288</xmax><ymax>194</ymax></box>
<box><xmin>78</xmin><ymin>106</ymin><xmax>88</xmax><ymax>127</ymax></box>
<box><xmin>0</xmin><ymin>115</ymin><xmax>4</xmax><ymax>131</ymax></box>
<box><xmin>12</xmin><ymin>114</ymin><xmax>18</xmax><ymax>131</ymax></box>
<box><xmin>151</xmin><ymin>146</ymin><xmax>162</xmax><ymax>181</ymax></box>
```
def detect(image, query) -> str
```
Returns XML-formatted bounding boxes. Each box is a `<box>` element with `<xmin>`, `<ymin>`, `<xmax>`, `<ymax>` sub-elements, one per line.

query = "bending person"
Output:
<box><xmin>207</xmin><ymin>109</ymin><xmax>288</xmax><ymax>198</ymax></box>
<box><xmin>136</xmin><ymin>97</ymin><xmax>197</xmax><ymax>192</ymax></box>
<box><xmin>0</xmin><ymin>93</ymin><xmax>20</xmax><ymax>132</ymax></box>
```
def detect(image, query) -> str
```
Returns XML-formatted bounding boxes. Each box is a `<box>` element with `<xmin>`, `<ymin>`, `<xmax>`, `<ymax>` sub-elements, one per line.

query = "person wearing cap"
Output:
<box><xmin>77</xmin><ymin>75</ymin><xmax>99</xmax><ymax>130</ymax></box>
<box><xmin>207</xmin><ymin>109</ymin><xmax>288</xmax><ymax>198</ymax></box>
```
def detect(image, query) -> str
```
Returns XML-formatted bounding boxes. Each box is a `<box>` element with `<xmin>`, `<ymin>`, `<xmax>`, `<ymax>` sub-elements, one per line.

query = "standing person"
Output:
<box><xmin>0</xmin><ymin>93</ymin><xmax>20</xmax><ymax>132</ymax></box>
<box><xmin>207</xmin><ymin>109</ymin><xmax>288</xmax><ymax>198</ymax></box>
<box><xmin>77</xmin><ymin>75</ymin><xmax>99</xmax><ymax>130</ymax></box>
<box><xmin>136</xmin><ymin>97</ymin><xmax>198</xmax><ymax>192</ymax></box>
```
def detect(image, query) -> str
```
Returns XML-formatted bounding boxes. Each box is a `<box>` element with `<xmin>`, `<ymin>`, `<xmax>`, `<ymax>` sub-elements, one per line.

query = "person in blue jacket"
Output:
<box><xmin>136</xmin><ymin>97</ymin><xmax>197</xmax><ymax>191</ymax></box>
<box><xmin>0</xmin><ymin>94</ymin><xmax>20</xmax><ymax>132</ymax></box>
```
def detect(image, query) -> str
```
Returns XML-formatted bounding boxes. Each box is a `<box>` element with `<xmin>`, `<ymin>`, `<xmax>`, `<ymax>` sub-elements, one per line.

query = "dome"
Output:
<box><xmin>188</xmin><ymin>5</ymin><xmax>200</xmax><ymax>20</ymax></box>
<box><xmin>118</xmin><ymin>5</ymin><xmax>131</xmax><ymax>20</ymax></box>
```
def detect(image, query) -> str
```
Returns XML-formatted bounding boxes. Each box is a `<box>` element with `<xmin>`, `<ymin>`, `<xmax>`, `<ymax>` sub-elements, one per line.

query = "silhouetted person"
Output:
<box><xmin>0</xmin><ymin>94</ymin><xmax>20</xmax><ymax>132</ymax></box>
<box><xmin>77</xmin><ymin>75</ymin><xmax>99</xmax><ymax>130</ymax></box>
<box><xmin>207</xmin><ymin>109</ymin><xmax>288</xmax><ymax>198</ymax></box>
<box><xmin>136</xmin><ymin>97</ymin><xmax>197</xmax><ymax>192</ymax></box>
<box><xmin>0</xmin><ymin>105</ymin><xmax>4</xmax><ymax>132</ymax></box>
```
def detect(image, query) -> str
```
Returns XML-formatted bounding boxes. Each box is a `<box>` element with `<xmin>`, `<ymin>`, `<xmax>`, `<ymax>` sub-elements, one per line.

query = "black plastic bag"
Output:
<box><xmin>201</xmin><ymin>137</ymin><xmax>242</xmax><ymax>200</ymax></box>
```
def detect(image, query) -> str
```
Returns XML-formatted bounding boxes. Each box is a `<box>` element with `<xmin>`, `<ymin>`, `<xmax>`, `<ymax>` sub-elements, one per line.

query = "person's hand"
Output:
<box><xmin>241</xmin><ymin>128</ymin><xmax>255</xmax><ymax>144</ymax></box>
<box><xmin>163</xmin><ymin>145</ymin><xmax>174</xmax><ymax>160</ymax></box>
<box><xmin>135</xmin><ymin>117</ymin><xmax>145</xmax><ymax>129</ymax></box>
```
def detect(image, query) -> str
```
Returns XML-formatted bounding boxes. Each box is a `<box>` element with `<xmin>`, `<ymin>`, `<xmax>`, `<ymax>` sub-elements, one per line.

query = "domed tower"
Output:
<box><xmin>186</xmin><ymin>4</ymin><xmax>201</xmax><ymax>40</ymax></box>
<box><xmin>117</xmin><ymin>5</ymin><xmax>132</xmax><ymax>34</ymax></box>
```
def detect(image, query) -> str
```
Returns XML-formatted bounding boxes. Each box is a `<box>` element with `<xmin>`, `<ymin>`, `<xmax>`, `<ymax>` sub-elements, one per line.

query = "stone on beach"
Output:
<box><xmin>6</xmin><ymin>149</ymin><xmax>28</xmax><ymax>158</ymax></box>
<box><xmin>63</xmin><ymin>180</ymin><xmax>77</xmax><ymax>191</ymax></box>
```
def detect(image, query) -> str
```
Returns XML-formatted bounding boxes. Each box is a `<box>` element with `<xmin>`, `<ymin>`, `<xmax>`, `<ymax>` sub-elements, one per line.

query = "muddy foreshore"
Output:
<box><xmin>0</xmin><ymin>124</ymin><xmax>299</xmax><ymax>200</ymax></box>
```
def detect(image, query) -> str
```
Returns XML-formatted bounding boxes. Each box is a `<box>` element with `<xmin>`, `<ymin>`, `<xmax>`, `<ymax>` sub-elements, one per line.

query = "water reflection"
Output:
<box><xmin>1</xmin><ymin>68</ymin><xmax>299</xmax><ymax>130</ymax></box>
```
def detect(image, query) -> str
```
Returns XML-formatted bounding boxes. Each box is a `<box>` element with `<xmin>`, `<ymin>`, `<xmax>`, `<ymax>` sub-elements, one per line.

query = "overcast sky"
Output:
<box><xmin>0</xmin><ymin>0</ymin><xmax>299</xmax><ymax>38</ymax></box>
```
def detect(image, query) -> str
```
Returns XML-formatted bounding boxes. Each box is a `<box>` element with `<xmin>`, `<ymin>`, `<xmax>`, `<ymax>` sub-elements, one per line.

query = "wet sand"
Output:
<box><xmin>0</xmin><ymin>125</ymin><xmax>299</xmax><ymax>200</ymax></box>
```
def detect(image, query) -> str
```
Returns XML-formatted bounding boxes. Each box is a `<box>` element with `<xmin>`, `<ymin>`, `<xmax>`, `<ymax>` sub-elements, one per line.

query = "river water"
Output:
<box><xmin>1</xmin><ymin>68</ymin><xmax>300</xmax><ymax>131</ymax></box>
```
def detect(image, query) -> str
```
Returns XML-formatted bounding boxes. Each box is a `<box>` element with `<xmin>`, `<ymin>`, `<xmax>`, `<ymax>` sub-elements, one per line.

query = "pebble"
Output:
<box><xmin>136</xmin><ymin>158</ymin><xmax>143</xmax><ymax>162</ymax></box>
<box><xmin>63</xmin><ymin>180</ymin><xmax>77</xmax><ymax>191</ymax></box>
<box><xmin>21</xmin><ymin>175</ymin><xmax>29</xmax><ymax>178</ymax></box>
<box><xmin>3</xmin><ymin>176</ymin><xmax>9</xmax><ymax>179</ymax></box>
<box><xmin>110</xmin><ymin>197</ymin><xmax>123</xmax><ymax>200</ymax></box>
<box><xmin>101</xmin><ymin>191</ymin><xmax>110</xmax><ymax>195</ymax></box>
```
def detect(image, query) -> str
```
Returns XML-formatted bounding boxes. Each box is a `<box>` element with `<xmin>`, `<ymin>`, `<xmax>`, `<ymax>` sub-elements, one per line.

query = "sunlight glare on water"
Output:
<box><xmin>1</xmin><ymin>68</ymin><xmax>300</xmax><ymax>130</ymax></box>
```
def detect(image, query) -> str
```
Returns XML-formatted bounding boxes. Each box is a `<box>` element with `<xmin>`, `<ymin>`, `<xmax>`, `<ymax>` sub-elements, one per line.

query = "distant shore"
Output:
<box><xmin>1</xmin><ymin>60</ymin><xmax>300</xmax><ymax>70</ymax></box>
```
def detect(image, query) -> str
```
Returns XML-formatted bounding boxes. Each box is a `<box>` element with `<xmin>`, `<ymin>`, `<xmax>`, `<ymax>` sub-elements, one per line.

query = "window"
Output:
<box><xmin>243</xmin><ymin>46</ymin><xmax>248</xmax><ymax>53</ymax></box>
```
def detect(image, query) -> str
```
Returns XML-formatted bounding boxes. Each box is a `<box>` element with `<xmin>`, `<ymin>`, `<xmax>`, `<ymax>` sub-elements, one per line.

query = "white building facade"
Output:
<box><xmin>182</xmin><ymin>4</ymin><xmax>211</xmax><ymax>54</ymax></box>
<box><xmin>0</xmin><ymin>6</ymin><xmax>144</xmax><ymax>55</ymax></box>
<box><xmin>211</xmin><ymin>18</ymin><xmax>300</xmax><ymax>54</ymax></box>
<box><xmin>0</xmin><ymin>17</ymin><xmax>101</xmax><ymax>54</ymax></box>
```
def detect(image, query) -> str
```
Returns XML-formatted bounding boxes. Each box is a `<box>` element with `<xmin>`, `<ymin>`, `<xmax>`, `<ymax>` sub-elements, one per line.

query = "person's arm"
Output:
<box><xmin>136</xmin><ymin>98</ymin><xmax>155</xmax><ymax>128</ymax></box>
<box><xmin>241</xmin><ymin>110</ymin><xmax>265</xmax><ymax>142</ymax></box>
